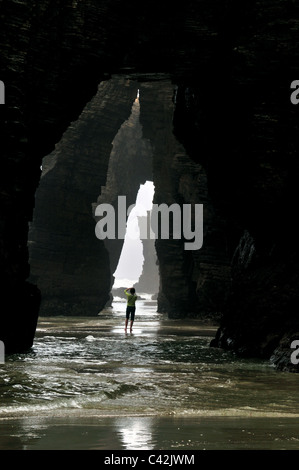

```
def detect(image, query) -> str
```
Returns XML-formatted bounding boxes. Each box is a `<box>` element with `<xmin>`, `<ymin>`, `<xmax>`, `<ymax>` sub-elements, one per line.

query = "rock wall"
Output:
<box><xmin>134</xmin><ymin>214</ymin><xmax>159</xmax><ymax>295</ymax></box>
<box><xmin>1</xmin><ymin>0</ymin><xmax>299</xmax><ymax>373</ymax></box>
<box><xmin>28</xmin><ymin>77</ymin><xmax>141</xmax><ymax>315</ymax></box>
<box><xmin>29</xmin><ymin>76</ymin><xmax>230</xmax><ymax>320</ymax></box>
<box><xmin>29</xmin><ymin>78</ymin><xmax>155</xmax><ymax>315</ymax></box>
<box><xmin>94</xmin><ymin>90</ymin><xmax>153</xmax><ymax>292</ymax></box>
<box><xmin>138</xmin><ymin>79</ymin><xmax>231</xmax><ymax>318</ymax></box>
<box><xmin>170</xmin><ymin>3</ymin><xmax>299</xmax><ymax>369</ymax></box>
<box><xmin>1</xmin><ymin>0</ymin><xmax>143</xmax><ymax>349</ymax></box>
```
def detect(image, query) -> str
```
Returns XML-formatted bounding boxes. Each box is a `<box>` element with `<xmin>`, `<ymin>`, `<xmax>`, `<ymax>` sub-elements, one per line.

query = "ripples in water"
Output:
<box><xmin>1</xmin><ymin>299</ymin><xmax>299</xmax><ymax>449</ymax></box>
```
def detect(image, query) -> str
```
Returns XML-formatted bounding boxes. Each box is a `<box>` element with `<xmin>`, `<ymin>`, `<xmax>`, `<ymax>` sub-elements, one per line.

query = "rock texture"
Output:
<box><xmin>29</xmin><ymin>78</ymin><xmax>156</xmax><ymax>315</ymax></box>
<box><xmin>139</xmin><ymin>79</ymin><xmax>231</xmax><ymax>318</ymax></box>
<box><xmin>170</xmin><ymin>3</ymin><xmax>299</xmax><ymax>369</ymax></box>
<box><xmin>29</xmin><ymin>77</ymin><xmax>151</xmax><ymax>315</ymax></box>
<box><xmin>1</xmin><ymin>0</ymin><xmax>130</xmax><ymax>350</ymax></box>
<box><xmin>1</xmin><ymin>0</ymin><xmax>299</xmax><ymax>373</ymax></box>
<box><xmin>94</xmin><ymin>91</ymin><xmax>153</xmax><ymax>293</ymax></box>
<box><xmin>134</xmin><ymin>214</ymin><xmax>159</xmax><ymax>295</ymax></box>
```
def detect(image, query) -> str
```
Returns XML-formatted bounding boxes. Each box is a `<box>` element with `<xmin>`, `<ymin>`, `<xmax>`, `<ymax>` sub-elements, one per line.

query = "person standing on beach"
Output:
<box><xmin>124</xmin><ymin>287</ymin><xmax>137</xmax><ymax>333</ymax></box>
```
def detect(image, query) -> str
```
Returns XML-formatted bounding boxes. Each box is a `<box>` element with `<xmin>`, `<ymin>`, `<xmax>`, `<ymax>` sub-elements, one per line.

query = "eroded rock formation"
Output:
<box><xmin>139</xmin><ymin>79</ymin><xmax>231</xmax><ymax>318</ymax></box>
<box><xmin>134</xmin><ymin>214</ymin><xmax>159</xmax><ymax>295</ymax></box>
<box><xmin>1</xmin><ymin>0</ymin><xmax>299</xmax><ymax>373</ymax></box>
<box><xmin>94</xmin><ymin>90</ymin><xmax>153</xmax><ymax>295</ymax></box>
<box><xmin>28</xmin><ymin>77</ymin><xmax>141</xmax><ymax>315</ymax></box>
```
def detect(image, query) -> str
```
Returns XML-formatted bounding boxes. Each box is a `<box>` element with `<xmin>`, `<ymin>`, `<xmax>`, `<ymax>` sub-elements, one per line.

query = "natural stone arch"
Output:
<box><xmin>29</xmin><ymin>76</ymin><xmax>147</xmax><ymax>315</ymax></box>
<box><xmin>29</xmin><ymin>74</ymin><xmax>231</xmax><ymax>319</ymax></box>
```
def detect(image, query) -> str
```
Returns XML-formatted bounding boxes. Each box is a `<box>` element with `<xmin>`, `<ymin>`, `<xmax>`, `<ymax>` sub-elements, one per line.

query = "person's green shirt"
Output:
<box><xmin>124</xmin><ymin>289</ymin><xmax>137</xmax><ymax>307</ymax></box>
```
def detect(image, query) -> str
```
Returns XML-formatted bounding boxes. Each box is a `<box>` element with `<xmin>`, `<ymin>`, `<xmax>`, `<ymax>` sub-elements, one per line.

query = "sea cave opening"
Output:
<box><xmin>28</xmin><ymin>78</ymin><xmax>160</xmax><ymax>316</ymax></box>
<box><xmin>112</xmin><ymin>180</ymin><xmax>159</xmax><ymax>297</ymax></box>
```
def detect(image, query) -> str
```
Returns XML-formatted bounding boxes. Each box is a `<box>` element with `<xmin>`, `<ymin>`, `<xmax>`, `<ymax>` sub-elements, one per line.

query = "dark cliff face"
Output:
<box><xmin>1</xmin><ymin>1</ymin><xmax>299</xmax><ymax>371</ymax></box>
<box><xmin>138</xmin><ymin>79</ymin><xmax>231</xmax><ymax>318</ymax></box>
<box><xmin>170</xmin><ymin>1</ymin><xmax>299</xmax><ymax>368</ymax></box>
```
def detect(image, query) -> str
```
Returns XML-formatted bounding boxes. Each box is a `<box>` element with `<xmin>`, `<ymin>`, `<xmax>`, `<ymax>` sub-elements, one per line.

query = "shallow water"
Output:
<box><xmin>1</xmin><ymin>297</ymin><xmax>299</xmax><ymax>450</ymax></box>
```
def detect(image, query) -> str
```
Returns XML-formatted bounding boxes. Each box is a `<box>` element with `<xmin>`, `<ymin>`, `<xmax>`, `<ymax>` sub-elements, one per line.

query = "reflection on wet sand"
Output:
<box><xmin>1</xmin><ymin>415</ymin><xmax>299</xmax><ymax>450</ymax></box>
<box><xmin>116</xmin><ymin>417</ymin><xmax>154</xmax><ymax>450</ymax></box>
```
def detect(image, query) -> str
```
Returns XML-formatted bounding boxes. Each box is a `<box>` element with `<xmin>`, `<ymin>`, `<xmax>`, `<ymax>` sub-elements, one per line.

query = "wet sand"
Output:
<box><xmin>1</xmin><ymin>414</ymin><xmax>299</xmax><ymax>450</ymax></box>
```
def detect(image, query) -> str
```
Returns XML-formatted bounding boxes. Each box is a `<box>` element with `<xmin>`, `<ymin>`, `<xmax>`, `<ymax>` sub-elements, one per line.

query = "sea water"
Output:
<box><xmin>1</xmin><ymin>296</ymin><xmax>299</xmax><ymax>450</ymax></box>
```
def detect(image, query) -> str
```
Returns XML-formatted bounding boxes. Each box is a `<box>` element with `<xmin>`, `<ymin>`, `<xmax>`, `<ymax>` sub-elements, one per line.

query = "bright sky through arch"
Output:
<box><xmin>113</xmin><ymin>181</ymin><xmax>155</xmax><ymax>282</ymax></box>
